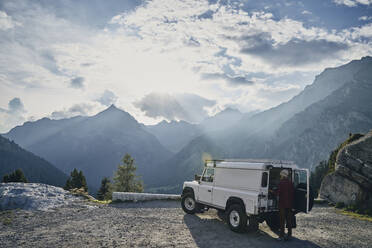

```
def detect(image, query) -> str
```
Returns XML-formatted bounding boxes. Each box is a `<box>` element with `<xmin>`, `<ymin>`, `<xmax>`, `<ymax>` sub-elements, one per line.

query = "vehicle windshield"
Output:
<box><xmin>202</xmin><ymin>167</ymin><xmax>214</xmax><ymax>182</ymax></box>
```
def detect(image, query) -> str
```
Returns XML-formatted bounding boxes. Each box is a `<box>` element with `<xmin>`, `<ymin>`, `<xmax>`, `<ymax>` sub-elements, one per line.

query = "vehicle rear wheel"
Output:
<box><xmin>265</xmin><ymin>212</ymin><xmax>280</xmax><ymax>231</ymax></box>
<box><xmin>227</xmin><ymin>204</ymin><xmax>247</xmax><ymax>233</ymax></box>
<box><xmin>181</xmin><ymin>193</ymin><xmax>198</xmax><ymax>214</ymax></box>
<box><xmin>217</xmin><ymin>209</ymin><xmax>226</xmax><ymax>221</ymax></box>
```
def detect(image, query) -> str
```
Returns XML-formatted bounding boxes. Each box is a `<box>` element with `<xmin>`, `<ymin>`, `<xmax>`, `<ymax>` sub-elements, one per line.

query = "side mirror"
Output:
<box><xmin>194</xmin><ymin>174</ymin><xmax>201</xmax><ymax>181</ymax></box>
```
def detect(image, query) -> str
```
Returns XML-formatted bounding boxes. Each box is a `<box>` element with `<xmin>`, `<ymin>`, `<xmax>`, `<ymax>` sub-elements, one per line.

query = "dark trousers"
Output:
<box><xmin>279</xmin><ymin>207</ymin><xmax>292</xmax><ymax>237</ymax></box>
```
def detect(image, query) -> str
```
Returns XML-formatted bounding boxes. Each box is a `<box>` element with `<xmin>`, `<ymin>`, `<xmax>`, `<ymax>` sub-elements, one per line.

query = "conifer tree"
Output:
<box><xmin>113</xmin><ymin>154</ymin><xmax>143</xmax><ymax>192</ymax></box>
<box><xmin>2</xmin><ymin>169</ymin><xmax>28</xmax><ymax>183</ymax></box>
<box><xmin>97</xmin><ymin>177</ymin><xmax>112</xmax><ymax>200</ymax></box>
<box><xmin>64</xmin><ymin>168</ymin><xmax>88</xmax><ymax>191</ymax></box>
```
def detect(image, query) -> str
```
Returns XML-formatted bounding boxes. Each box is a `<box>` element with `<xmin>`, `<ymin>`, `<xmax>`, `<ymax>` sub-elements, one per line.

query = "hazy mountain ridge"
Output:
<box><xmin>233</xmin><ymin>56</ymin><xmax>372</xmax><ymax>138</ymax></box>
<box><xmin>146</xmin><ymin>120</ymin><xmax>202</xmax><ymax>153</ymax></box>
<box><xmin>199</xmin><ymin>107</ymin><xmax>243</xmax><ymax>131</ymax></box>
<box><xmin>0</xmin><ymin>135</ymin><xmax>68</xmax><ymax>187</ymax></box>
<box><xmin>5</xmin><ymin>116</ymin><xmax>86</xmax><ymax>147</ymax></box>
<box><xmin>270</xmin><ymin>61</ymin><xmax>372</xmax><ymax>168</ymax></box>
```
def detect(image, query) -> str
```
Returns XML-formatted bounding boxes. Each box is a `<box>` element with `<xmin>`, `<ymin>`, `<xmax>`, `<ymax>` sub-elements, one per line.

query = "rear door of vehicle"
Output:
<box><xmin>197</xmin><ymin>167</ymin><xmax>214</xmax><ymax>205</ymax></box>
<box><xmin>293</xmin><ymin>169</ymin><xmax>309</xmax><ymax>213</ymax></box>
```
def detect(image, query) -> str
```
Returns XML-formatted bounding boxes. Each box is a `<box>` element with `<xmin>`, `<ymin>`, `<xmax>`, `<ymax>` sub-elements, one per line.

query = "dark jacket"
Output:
<box><xmin>277</xmin><ymin>178</ymin><xmax>294</xmax><ymax>209</ymax></box>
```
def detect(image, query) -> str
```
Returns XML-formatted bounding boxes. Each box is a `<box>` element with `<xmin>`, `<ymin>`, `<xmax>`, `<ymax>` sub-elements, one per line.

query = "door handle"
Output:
<box><xmin>208</xmin><ymin>190</ymin><xmax>212</xmax><ymax>192</ymax></box>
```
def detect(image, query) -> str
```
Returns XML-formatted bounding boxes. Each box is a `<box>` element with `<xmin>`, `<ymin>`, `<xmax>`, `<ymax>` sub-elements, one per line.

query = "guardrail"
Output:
<box><xmin>112</xmin><ymin>192</ymin><xmax>181</xmax><ymax>202</ymax></box>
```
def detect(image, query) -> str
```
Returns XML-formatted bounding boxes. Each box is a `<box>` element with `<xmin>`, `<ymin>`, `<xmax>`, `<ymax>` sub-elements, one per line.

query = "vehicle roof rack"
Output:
<box><xmin>204</xmin><ymin>159</ymin><xmax>295</xmax><ymax>166</ymax></box>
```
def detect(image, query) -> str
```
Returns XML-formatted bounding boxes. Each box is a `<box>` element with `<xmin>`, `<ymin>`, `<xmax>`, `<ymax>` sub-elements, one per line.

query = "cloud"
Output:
<box><xmin>240</xmin><ymin>34</ymin><xmax>348</xmax><ymax>66</ymax></box>
<box><xmin>334</xmin><ymin>0</ymin><xmax>372</xmax><ymax>7</ymax></box>
<box><xmin>302</xmin><ymin>10</ymin><xmax>312</xmax><ymax>15</ymax></box>
<box><xmin>96</xmin><ymin>90</ymin><xmax>118</xmax><ymax>106</ymax></box>
<box><xmin>70</xmin><ymin>77</ymin><xmax>85</xmax><ymax>89</ymax></box>
<box><xmin>0</xmin><ymin>97</ymin><xmax>26</xmax><ymax>133</ymax></box>
<box><xmin>0</xmin><ymin>11</ymin><xmax>20</xmax><ymax>30</ymax></box>
<box><xmin>7</xmin><ymin>97</ymin><xmax>25</xmax><ymax>113</ymax></box>
<box><xmin>359</xmin><ymin>16</ymin><xmax>372</xmax><ymax>21</ymax></box>
<box><xmin>201</xmin><ymin>73</ymin><xmax>254</xmax><ymax>85</ymax></box>
<box><xmin>133</xmin><ymin>92</ymin><xmax>216</xmax><ymax>123</ymax></box>
<box><xmin>50</xmin><ymin>103</ymin><xmax>96</xmax><ymax>119</ymax></box>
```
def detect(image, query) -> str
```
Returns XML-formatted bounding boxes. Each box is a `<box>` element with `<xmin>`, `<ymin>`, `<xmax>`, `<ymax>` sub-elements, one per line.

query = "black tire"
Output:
<box><xmin>227</xmin><ymin>204</ymin><xmax>247</xmax><ymax>233</ymax></box>
<box><xmin>266</xmin><ymin>212</ymin><xmax>280</xmax><ymax>231</ymax></box>
<box><xmin>247</xmin><ymin>216</ymin><xmax>259</xmax><ymax>232</ymax></box>
<box><xmin>181</xmin><ymin>193</ymin><xmax>198</xmax><ymax>214</ymax></box>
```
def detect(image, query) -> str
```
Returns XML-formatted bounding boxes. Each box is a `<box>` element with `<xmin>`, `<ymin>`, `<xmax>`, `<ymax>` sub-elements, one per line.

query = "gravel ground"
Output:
<box><xmin>0</xmin><ymin>201</ymin><xmax>371</xmax><ymax>248</ymax></box>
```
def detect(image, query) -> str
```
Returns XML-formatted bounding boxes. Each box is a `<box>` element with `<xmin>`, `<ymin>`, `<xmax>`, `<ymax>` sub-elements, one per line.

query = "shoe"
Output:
<box><xmin>284</xmin><ymin>234</ymin><xmax>292</xmax><ymax>241</ymax></box>
<box><xmin>277</xmin><ymin>236</ymin><xmax>284</xmax><ymax>241</ymax></box>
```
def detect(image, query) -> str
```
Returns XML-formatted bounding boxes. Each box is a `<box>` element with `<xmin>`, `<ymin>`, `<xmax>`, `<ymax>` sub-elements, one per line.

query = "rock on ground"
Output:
<box><xmin>0</xmin><ymin>183</ymin><xmax>79</xmax><ymax>211</ymax></box>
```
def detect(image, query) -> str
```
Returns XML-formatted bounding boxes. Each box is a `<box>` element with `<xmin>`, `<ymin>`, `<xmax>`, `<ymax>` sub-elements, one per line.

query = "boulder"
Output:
<box><xmin>320</xmin><ymin>130</ymin><xmax>372</xmax><ymax>205</ymax></box>
<box><xmin>320</xmin><ymin>171</ymin><xmax>364</xmax><ymax>205</ymax></box>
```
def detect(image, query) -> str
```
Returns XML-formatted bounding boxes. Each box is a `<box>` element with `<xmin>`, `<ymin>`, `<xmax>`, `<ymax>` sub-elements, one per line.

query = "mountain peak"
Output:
<box><xmin>107</xmin><ymin>104</ymin><xmax>119</xmax><ymax>111</ymax></box>
<box><xmin>98</xmin><ymin>104</ymin><xmax>126</xmax><ymax>115</ymax></box>
<box><xmin>220</xmin><ymin>107</ymin><xmax>241</xmax><ymax>114</ymax></box>
<box><xmin>93</xmin><ymin>104</ymin><xmax>140</xmax><ymax>128</ymax></box>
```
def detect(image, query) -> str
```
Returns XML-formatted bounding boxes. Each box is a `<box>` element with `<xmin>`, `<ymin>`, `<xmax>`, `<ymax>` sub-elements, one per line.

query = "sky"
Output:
<box><xmin>0</xmin><ymin>0</ymin><xmax>371</xmax><ymax>132</ymax></box>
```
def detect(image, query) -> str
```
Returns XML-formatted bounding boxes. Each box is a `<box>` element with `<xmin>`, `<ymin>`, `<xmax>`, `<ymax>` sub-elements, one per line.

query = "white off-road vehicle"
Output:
<box><xmin>181</xmin><ymin>159</ymin><xmax>314</xmax><ymax>233</ymax></box>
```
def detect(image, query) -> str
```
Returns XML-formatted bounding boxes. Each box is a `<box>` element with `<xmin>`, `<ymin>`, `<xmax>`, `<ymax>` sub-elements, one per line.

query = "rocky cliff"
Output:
<box><xmin>320</xmin><ymin>130</ymin><xmax>372</xmax><ymax>205</ymax></box>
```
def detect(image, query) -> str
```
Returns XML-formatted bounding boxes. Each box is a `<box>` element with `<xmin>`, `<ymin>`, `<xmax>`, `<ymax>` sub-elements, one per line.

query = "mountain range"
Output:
<box><xmin>3</xmin><ymin>56</ymin><xmax>372</xmax><ymax>193</ymax></box>
<box><xmin>4</xmin><ymin>105</ymin><xmax>173</xmax><ymax>192</ymax></box>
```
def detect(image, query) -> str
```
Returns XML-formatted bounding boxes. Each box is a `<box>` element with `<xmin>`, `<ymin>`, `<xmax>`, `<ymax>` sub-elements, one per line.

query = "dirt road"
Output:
<box><xmin>0</xmin><ymin>200</ymin><xmax>371</xmax><ymax>248</ymax></box>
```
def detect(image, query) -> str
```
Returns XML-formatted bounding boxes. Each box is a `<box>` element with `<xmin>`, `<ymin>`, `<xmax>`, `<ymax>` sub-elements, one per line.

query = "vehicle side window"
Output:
<box><xmin>202</xmin><ymin>168</ymin><xmax>215</xmax><ymax>182</ymax></box>
<box><xmin>261</xmin><ymin>172</ymin><xmax>268</xmax><ymax>187</ymax></box>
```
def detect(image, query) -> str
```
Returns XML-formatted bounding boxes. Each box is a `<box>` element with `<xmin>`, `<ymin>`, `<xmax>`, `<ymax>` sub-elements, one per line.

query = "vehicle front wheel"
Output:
<box><xmin>181</xmin><ymin>193</ymin><xmax>198</xmax><ymax>214</ymax></box>
<box><xmin>227</xmin><ymin>204</ymin><xmax>247</xmax><ymax>233</ymax></box>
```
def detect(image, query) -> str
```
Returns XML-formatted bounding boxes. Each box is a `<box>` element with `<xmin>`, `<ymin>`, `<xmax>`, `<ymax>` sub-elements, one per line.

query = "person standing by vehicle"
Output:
<box><xmin>277</xmin><ymin>169</ymin><xmax>294</xmax><ymax>241</ymax></box>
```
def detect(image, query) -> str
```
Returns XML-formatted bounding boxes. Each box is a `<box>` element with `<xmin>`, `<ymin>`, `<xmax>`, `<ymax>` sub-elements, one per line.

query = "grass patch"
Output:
<box><xmin>0</xmin><ymin>211</ymin><xmax>14</xmax><ymax>226</ymax></box>
<box><xmin>338</xmin><ymin>209</ymin><xmax>372</xmax><ymax>222</ymax></box>
<box><xmin>335</xmin><ymin>202</ymin><xmax>345</xmax><ymax>208</ymax></box>
<box><xmin>110</xmin><ymin>197</ymin><xmax>181</xmax><ymax>204</ymax></box>
<box><xmin>90</xmin><ymin>199</ymin><xmax>112</xmax><ymax>204</ymax></box>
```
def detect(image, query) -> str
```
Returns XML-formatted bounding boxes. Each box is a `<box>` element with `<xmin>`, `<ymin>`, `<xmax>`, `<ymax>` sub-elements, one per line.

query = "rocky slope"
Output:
<box><xmin>320</xmin><ymin>130</ymin><xmax>372</xmax><ymax>205</ymax></box>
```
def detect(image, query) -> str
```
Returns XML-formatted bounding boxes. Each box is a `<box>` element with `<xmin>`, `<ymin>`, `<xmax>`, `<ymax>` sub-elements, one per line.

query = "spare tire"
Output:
<box><xmin>265</xmin><ymin>212</ymin><xmax>280</xmax><ymax>231</ymax></box>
